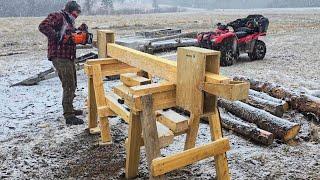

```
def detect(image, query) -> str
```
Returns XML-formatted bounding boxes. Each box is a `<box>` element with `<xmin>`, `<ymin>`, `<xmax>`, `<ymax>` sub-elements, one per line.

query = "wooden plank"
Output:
<box><xmin>154</xmin><ymin>121</ymin><xmax>174</xmax><ymax>147</ymax></box>
<box><xmin>105</xmin><ymin>92</ymin><xmax>130</xmax><ymax>123</ymax></box>
<box><xmin>125</xmin><ymin>112</ymin><xmax>142</xmax><ymax>179</ymax></box>
<box><xmin>156</xmin><ymin>109</ymin><xmax>189</xmax><ymax>134</ymax></box>
<box><xmin>87</xmin><ymin>58</ymin><xmax>118</xmax><ymax>65</ymax></box>
<box><xmin>87</xmin><ymin>76</ymin><xmax>98</xmax><ymax>129</ymax></box>
<box><xmin>98</xmin><ymin>30</ymin><xmax>115</xmax><ymax>58</ymax></box>
<box><xmin>129</xmin><ymin>82</ymin><xmax>176</xmax><ymax>96</ymax></box>
<box><xmin>101</xmin><ymin>62</ymin><xmax>140</xmax><ymax>77</ymax></box>
<box><xmin>120</xmin><ymin>73</ymin><xmax>151</xmax><ymax>87</ymax></box>
<box><xmin>205</xmin><ymin>73</ymin><xmax>230</xmax><ymax>84</ymax></box>
<box><xmin>151</xmin><ymin>138</ymin><xmax>230</xmax><ymax>177</ymax></box>
<box><xmin>207</xmin><ymin>109</ymin><xmax>231</xmax><ymax>180</ymax></box>
<box><xmin>140</xmin><ymin>95</ymin><xmax>166</xmax><ymax>180</ymax></box>
<box><xmin>113</xmin><ymin>85</ymin><xmax>176</xmax><ymax>112</ymax></box>
<box><xmin>203</xmin><ymin>81</ymin><xmax>250</xmax><ymax>101</ymax></box>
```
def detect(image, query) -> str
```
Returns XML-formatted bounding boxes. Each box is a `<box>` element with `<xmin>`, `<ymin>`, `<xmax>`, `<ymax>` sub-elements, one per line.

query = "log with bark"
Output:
<box><xmin>218</xmin><ymin>99</ymin><xmax>301</xmax><ymax>141</ymax></box>
<box><xmin>219</xmin><ymin>110</ymin><xmax>274</xmax><ymax>145</ymax></box>
<box><xmin>244</xmin><ymin>89</ymin><xmax>289</xmax><ymax>117</ymax></box>
<box><xmin>234</xmin><ymin>76</ymin><xmax>320</xmax><ymax>121</ymax></box>
<box><xmin>10</xmin><ymin>52</ymin><xmax>98</xmax><ymax>87</ymax></box>
<box><xmin>172</xmin><ymin>106</ymin><xmax>274</xmax><ymax>145</ymax></box>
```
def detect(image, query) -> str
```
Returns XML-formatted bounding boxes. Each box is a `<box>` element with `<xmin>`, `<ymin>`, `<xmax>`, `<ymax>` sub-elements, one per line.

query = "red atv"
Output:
<box><xmin>197</xmin><ymin>15</ymin><xmax>269</xmax><ymax>66</ymax></box>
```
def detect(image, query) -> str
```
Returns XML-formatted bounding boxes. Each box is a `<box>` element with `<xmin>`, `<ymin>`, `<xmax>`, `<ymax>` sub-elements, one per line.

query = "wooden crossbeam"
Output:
<box><xmin>151</xmin><ymin>138</ymin><xmax>231</xmax><ymax>177</ymax></box>
<box><xmin>129</xmin><ymin>82</ymin><xmax>176</xmax><ymax>96</ymax></box>
<box><xmin>105</xmin><ymin>92</ymin><xmax>130</xmax><ymax>123</ymax></box>
<box><xmin>120</xmin><ymin>73</ymin><xmax>151</xmax><ymax>87</ymax></box>
<box><xmin>85</xmin><ymin>60</ymin><xmax>140</xmax><ymax>77</ymax></box>
<box><xmin>156</xmin><ymin>109</ymin><xmax>189</xmax><ymax>134</ymax></box>
<box><xmin>113</xmin><ymin>85</ymin><xmax>176</xmax><ymax>112</ymax></box>
<box><xmin>203</xmin><ymin>81</ymin><xmax>250</xmax><ymax>101</ymax></box>
<box><xmin>107</xmin><ymin>43</ymin><xmax>229</xmax><ymax>84</ymax></box>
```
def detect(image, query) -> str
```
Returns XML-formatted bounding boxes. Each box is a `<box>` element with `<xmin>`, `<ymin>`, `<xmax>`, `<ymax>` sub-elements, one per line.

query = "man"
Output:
<box><xmin>39</xmin><ymin>1</ymin><xmax>87</xmax><ymax>125</ymax></box>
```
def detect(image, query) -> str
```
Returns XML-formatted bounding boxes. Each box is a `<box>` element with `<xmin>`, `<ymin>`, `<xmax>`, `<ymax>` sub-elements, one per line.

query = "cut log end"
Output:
<box><xmin>284</xmin><ymin>124</ymin><xmax>301</xmax><ymax>141</ymax></box>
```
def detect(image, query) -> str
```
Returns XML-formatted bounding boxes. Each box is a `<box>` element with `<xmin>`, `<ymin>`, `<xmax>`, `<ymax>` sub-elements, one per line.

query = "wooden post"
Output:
<box><xmin>88</xmin><ymin>75</ymin><xmax>98</xmax><ymax>130</ymax></box>
<box><xmin>97</xmin><ymin>30</ymin><xmax>115</xmax><ymax>58</ymax></box>
<box><xmin>208</xmin><ymin>109</ymin><xmax>231</xmax><ymax>180</ymax></box>
<box><xmin>175</xmin><ymin>47</ymin><xmax>218</xmax><ymax>150</ymax></box>
<box><xmin>140</xmin><ymin>95</ymin><xmax>165</xmax><ymax>180</ymax></box>
<box><xmin>125</xmin><ymin>112</ymin><xmax>142</xmax><ymax>179</ymax></box>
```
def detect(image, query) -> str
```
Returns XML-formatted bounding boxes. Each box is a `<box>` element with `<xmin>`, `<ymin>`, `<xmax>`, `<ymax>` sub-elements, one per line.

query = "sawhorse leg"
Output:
<box><xmin>126</xmin><ymin>112</ymin><xmax>142</xmax><ymax>179</ymax></box>
<box><xmin>88</xmin><ymin>76</ymin><xmax>98</xmax><ymax>131</ymax></box>
<box><xmin>140</xmin><ymin>95</ymin><xmax>166</xmax><ymax>180</ymax></box>
<box><xmin>184</xmin><ymin>113</ymin><xmax>201</xmax><ymax>150</ymax></box>
<box><xmin>208</xmin><ymin>108</ymin><xmax>230</xmax><ymax>180</ymax></box>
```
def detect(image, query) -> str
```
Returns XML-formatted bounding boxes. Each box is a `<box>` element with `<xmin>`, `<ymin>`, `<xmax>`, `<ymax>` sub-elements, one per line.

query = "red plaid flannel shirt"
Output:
<box><xmin>39</xmin><ymin>11</ymin><xmax>82</xmax><ymax>61</ymax></box>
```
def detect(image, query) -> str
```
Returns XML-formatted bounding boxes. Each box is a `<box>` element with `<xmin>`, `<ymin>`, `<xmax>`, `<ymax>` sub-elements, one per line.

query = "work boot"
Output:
<box><xmin>73</xmin><ymin>109</ymin><xmax>83</xmax><ymax>116</ymax></box>
<box><xmin>66</xmin><ymin>116</ymin><xmax>84</xmax><ymax>125</ymax></box>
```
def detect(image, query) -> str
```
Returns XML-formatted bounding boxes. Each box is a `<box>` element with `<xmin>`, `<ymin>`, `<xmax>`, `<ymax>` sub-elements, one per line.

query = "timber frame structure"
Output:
<box><xmin>84</xmin><ymin>30</ymin><xmax>250</xmax><ymax>179</ymax></box>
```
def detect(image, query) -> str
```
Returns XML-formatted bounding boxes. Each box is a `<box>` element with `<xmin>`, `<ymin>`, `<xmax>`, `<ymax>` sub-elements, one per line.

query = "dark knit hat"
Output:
<box><xmin>65</xmin><ymin>1</ymin><xmax>81</xmax><ymax>13</ymax></box>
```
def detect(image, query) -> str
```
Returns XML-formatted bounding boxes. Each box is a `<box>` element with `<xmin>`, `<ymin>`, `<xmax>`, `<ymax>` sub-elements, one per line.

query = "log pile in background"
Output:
<box><xmin>234</xmin><ymin>76</ymin><xmax>320</xmax><ymax>122</ymax></box>
<box><xmin>218</xmin><ymin>99</ymin><xmax>301</xmax><ymax>141</ymax></box>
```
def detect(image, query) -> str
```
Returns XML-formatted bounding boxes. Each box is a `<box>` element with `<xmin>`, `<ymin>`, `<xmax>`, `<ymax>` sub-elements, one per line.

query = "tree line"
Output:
<box><xmin>0</xmin><ymin>0</ymin><xmax>319</xmax><ymax>17</ymax></box>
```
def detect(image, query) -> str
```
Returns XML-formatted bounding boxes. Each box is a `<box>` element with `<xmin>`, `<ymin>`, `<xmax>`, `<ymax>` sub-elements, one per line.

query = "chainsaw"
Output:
<box><xmin>62</xmin><ymin>31</ymin><xmax>93</xmax><ymax>45</ymax></box>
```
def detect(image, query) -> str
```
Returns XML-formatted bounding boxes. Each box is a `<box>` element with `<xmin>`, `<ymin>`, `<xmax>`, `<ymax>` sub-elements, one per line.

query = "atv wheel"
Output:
<box><xmin>248</xmin><ymin>40</ymin><xmax>266</xmax><ymax>61</ymax></box>
<box><xmin>221</xmin><ymin>47</ymin><xmax>237</xmax><ymax>66</ymax></box>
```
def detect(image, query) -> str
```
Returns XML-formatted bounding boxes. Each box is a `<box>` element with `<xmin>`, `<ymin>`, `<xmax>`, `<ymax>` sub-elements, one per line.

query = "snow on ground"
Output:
<box><xmin>0</xmin><ymin>8</ymin><xmax>319</xmax><ymax>179</ymax></box>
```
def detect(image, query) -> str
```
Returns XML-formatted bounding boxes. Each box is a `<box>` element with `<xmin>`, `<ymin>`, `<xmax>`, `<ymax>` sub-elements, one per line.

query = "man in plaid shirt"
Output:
<box><xmin>39</xmin><ymin>1</ymin><xmax>87</xmax><ymax>125</ymax></box>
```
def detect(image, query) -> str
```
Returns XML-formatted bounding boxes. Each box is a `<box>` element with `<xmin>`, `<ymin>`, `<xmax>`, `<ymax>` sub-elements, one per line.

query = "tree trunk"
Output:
<box><xmin>218</xmin><ymin>99</ymin><xmax>300</xmax><ymax>141</ymax></box>
<box><xmin>244</xmin><ymin>90</ymin><xmax>288</xmax><ymax>117</ymax></box>
<box><xmin>234</xmin><ymin>76</ymin><xmax>320</xmax><ymax>120</ymax></box>
<box><xmin>219</xmin><ymin>111</ymin><xmax>274</xmax><ymax>145</ymax></box>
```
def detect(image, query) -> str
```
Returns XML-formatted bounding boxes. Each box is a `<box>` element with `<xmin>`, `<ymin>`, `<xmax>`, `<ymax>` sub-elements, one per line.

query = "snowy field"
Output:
<box><xmin>0</xmin><ymin>8</ymin><xmax>319</xmax><ymax>179</ymax></box>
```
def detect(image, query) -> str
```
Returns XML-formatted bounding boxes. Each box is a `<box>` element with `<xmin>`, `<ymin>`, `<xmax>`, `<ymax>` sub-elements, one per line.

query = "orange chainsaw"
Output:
<box><xmin>63</xmin><ymin>31</ymin><xmax>93</xmax><ymax>45</ymax></box>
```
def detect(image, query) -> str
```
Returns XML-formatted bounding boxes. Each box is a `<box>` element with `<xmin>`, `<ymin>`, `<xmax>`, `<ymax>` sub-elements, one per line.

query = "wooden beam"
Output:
<box><xmin>87</xmin><ymin>58</ymin><xmax>118</xmax><ymax>65</ymax></box>
<box><xmin>105</xmin><ymin>92</ymin><xmax>130</xmax><ymax>123</ymax></box>
<box><xmin>113</xmin><ymin>85</ymin><xmax>176</xmax><ymax>112</ymax></box>
<box><xmin>101</xmin><ymin>62</ymin><xmax>140</xmax><ymax>77</ymax></box>
<box><xmin>156</xmin><ymin>109</ymin><xmax>189</xmax><ymax>134</ymax></box>
<box><xmin>151</xmin><ymin>138</ymin><xmax>230</xmax><ymax>177</ymax></box>
<box><xmin>140</xmin><ymin>95</ymin><xmax>166</xmax><ymax>180</ymax></box>
<box><xmin>120</xmin><ymin>73</ymin><xmax>151</xmax><ymax>87</ymax></box>
<box><xmin>205</xmin><ymin>72</ymin><xmax>230</xmax><ymax>84</ymax></box>
<box><xmin>203</xmin><ymin>81</ymin><xmax>250</xmax><ymax>101</ymax></box>
<box><xmin>108</xmin><ymin>43</ymin><xmax>177</xmax><ymax>83</ymax></box>
<box><xmin>129</xmin><ymin>82</ymin><xmax>176</xmax><ymax>96</ymax></box>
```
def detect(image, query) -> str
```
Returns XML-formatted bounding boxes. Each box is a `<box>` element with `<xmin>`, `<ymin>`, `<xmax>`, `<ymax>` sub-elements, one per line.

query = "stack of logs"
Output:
<box><xmin>171</xmin><ymin>77</ymin><xmax>320</xmax><ymax>146</ymax></box>
<box><xmin>212</xmin><ymin>76</ymin><xmax>320</xmax><ymax>146</ymax></box>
